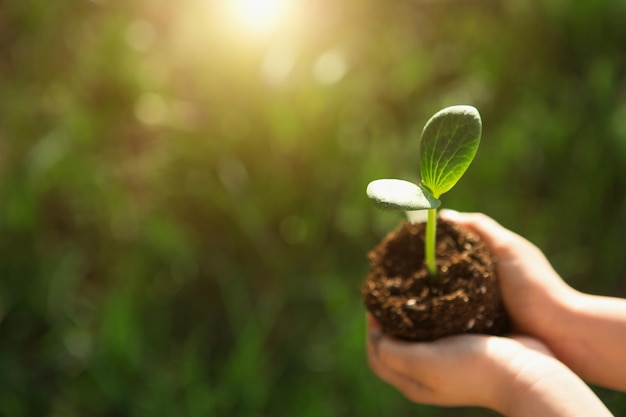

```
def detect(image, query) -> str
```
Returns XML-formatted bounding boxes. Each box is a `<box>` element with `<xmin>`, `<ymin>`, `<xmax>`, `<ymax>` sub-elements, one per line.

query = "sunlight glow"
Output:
<box><xmin>226</xmin><ymin>0</ymin><xmax>290</xmax><ymax>34</ymax></box>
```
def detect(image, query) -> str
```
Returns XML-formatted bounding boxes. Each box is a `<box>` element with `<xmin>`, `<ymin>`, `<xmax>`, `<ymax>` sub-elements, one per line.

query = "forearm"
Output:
<box><xmin>545</xmin><ymin>291</ymin><xmax>626</xmax><ymax>391</ymax></box>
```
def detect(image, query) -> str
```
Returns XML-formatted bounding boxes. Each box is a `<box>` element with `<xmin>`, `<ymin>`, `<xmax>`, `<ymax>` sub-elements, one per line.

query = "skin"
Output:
<box><xmin>367</xmin><ymin>210</ymin><xmax>625</xmax><ymax>416</ymax></box>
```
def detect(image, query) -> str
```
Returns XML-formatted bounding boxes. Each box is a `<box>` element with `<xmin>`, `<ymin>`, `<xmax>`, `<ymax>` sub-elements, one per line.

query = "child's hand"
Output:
<box><xmin>439</xmin><ymin>210</ymin><xmax>576</xmax><ymax>340</ymax></box>
<box><xmin>434</xmin><ymin>211</ymin><xmax>626</xmax><ymax>392</ymax></box>
<box><xmin>367</xmin><ymin>314</ymin><xmax>613</xmax><ymax>416</ymax></box>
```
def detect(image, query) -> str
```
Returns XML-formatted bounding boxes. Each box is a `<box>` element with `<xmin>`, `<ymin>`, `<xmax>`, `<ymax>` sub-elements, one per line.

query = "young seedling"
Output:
<box><xmin>366</xmin><ymin>105</ymin><xmax>482</xmax><ymax>280</ymax></box>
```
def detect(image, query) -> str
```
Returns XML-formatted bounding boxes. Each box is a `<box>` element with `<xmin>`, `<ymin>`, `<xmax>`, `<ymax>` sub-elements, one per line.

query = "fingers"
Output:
<box><xmin>367</xmin><ymin>332</ymin><xmax>432</xmax><ymax>403</ymax></box>
<box><xmin>376</xmin><ymin>335</ymin><xmax>436</xmax><ymax>378</ymax></box>
<box><xmin>367</xmin><ymin>316</ymin><xmax>434</xmax><ymax>403</ymax></box>
<box><xmin>439</xmin><ymin>210</ymin><xmax>521</xmax><ymax>254</ymax></box>
<box><xmin>367</xmin><ymin>314</ymin><xmax>433</xmax><ymax>378</ymax></box>
<box><xmin>439</xmin><ymin>209</ymin><xmax>551</xmax><ymax>271</ymax></box>
<box><xmin>367</xmin><ymin>315</ymin><xmax>547</xmax><ymax>410</ymax></box>
<box><xmin>440</xmin><ymin>209</ymin><xmax>563</xmax><ymax>279</ymax></box>
<box><xmin>367</xmin><ymin>325</ymin><xmax>497</xmax><ymax>407</ymax></box>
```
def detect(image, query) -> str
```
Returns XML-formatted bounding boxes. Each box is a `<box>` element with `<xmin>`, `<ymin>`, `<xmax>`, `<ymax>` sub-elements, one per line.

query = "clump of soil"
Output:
<box><xmin>362</xmin><ymin>218</ymin><xmax>509</xmax><ymax>341</ymax></box>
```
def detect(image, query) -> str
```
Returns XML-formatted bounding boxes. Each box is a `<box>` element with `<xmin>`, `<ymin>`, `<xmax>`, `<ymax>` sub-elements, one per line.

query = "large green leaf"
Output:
<box><xmin>366</xmin><ymin>179</ymin><xmax>441</xmax><ymax>211</ymax></box>
<box><xmin>420</xmin><ymin>105</ymin><xmax>482</xmax><ymax>198</ymax></box>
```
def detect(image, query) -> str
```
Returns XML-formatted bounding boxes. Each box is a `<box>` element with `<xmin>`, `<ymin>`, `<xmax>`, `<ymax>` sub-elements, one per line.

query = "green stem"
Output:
<box><xmin>425</xmin><ymin>208</ymin><xmax>438</xmax><ymax>281</ymax></box>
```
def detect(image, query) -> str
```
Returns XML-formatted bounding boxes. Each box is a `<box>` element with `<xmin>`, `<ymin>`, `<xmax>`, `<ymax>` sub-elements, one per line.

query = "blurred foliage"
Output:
<box><xmin>1</xmin><ymin>0</ymin><xmax>626</xmax><ymax>416</ymax></box>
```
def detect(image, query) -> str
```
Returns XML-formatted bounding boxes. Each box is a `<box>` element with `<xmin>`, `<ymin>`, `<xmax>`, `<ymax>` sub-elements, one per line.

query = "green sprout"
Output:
<box><xmin>366</xmin><ymin>105</ymin><xmax>482</xmax><ymax>279</ymax></box>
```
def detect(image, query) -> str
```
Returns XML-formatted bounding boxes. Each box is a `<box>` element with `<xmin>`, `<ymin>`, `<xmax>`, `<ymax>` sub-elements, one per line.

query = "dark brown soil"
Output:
<box><xmin>362</xmin><ymin>218</ymin><xmax>509</xmax><ymax>341</ymax></box>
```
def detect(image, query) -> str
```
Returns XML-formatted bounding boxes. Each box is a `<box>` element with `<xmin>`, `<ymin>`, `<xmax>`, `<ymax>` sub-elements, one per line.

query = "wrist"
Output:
<box><xmin>489</xmin><ymin>346</ymin><xmax>556</xmax><ymax>415</ymax></box>
<box><xmin>472</xmin><ymin>338</ymin><xmax>558</xmax><ymax>414</ymax></box>
<box><xmin>502</xmin><ymin>354</ymin><xmax>562</xmax><ymax>414</ymax></box>
<box><xmin>542</xmin><ymin>291</ymin><xmax>626</xmax><ymax>391</ymax></box>
<box><xmin>497</xmin><ymin>350</ymin><xmax>612</xmax><ymax>417</ymax></box>
<box><xmin>531</xmin><ymin>281</ymin><xmax>581</xmax><ymax>344</ymax></box>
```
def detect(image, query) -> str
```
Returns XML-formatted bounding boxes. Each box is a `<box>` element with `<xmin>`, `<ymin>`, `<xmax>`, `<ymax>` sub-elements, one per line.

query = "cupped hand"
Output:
<box><xmin>367</xmin><ymin>314</ymin><xmax>614</xmax><ymax>416</ymax></box>
<box><xmin>366</xmin><ymin>314</ymin><xmax>554</xmax><ymax>413</ymax></box>
<box><xmin>439</xmin><ymin>210</ymin><xmax>577</xmax><ymax>340</ymax></box>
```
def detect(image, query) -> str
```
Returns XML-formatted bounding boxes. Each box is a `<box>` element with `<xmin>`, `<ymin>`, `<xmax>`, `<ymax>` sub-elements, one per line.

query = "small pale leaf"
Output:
<box><xmin>366</xmin><ymin>179</ymin><xmax>441</xmax><ymax>211</ymax></box>
<box><xmin>406</xmin><ymin>210</ymin><xmax>429</xmax><ymax>224</ymax></box>
<box><xmin>420</xmin><ymin>105</ymin><xmax>482</xmax><ymax>198</ymax></box>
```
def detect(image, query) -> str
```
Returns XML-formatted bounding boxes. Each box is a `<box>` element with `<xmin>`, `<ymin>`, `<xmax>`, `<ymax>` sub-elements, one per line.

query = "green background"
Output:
<box><xmin>1</xmin><ymin>0</ymin><xmax>625</xmax><ymax>415</ymax></box>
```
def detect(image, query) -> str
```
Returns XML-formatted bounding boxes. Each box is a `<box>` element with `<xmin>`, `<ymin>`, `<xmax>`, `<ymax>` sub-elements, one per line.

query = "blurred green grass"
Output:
<box><xmin>1</xmin><ymin>0</ymin><xmax>626</xmax><ymax>416</ymax></box>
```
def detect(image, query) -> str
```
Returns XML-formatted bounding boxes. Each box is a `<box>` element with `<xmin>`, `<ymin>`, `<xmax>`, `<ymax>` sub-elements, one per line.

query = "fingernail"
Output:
<box><xmin>368</xmin><ymin>327</ymin><xmax>382</xmax><ymax>355</ymax></box>
<box><xmin>367</xmin><ymin>313</ymin><xmax>381</xmax><ymax>330</ymax></box>
<box><xmin>440</xmin><ymin>209</ymin><xmax>461</xmax><ymax>221</ymax></box>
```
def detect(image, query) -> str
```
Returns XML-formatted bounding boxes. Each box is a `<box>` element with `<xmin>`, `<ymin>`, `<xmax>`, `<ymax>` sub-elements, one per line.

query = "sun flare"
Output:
<box><xmin>226</xmin><ymin>0</ymin><xmax>289</xmax><ymax>34</ymax></box>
